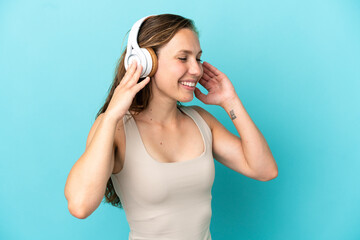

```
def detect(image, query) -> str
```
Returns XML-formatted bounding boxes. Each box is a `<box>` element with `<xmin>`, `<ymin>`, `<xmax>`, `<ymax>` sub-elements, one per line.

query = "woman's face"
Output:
<box><xmin>151</xmin><ymin>28</ymin><xmax>203</xmax><ymax>103</ymax></box>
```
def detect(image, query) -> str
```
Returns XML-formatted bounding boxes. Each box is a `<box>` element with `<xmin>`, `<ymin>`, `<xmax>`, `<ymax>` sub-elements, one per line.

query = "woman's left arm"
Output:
<box><xmin>194</xmin><ymin>61</ymin><xmax>278</xmax><ymax>181</ymax></box>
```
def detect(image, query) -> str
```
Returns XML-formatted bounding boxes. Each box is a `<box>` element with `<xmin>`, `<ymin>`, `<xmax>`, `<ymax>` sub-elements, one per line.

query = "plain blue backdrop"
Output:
<box><xmin>1</xmin><ymin>0</ymin><xmax>359</xmax><ymax>239</ymax></box>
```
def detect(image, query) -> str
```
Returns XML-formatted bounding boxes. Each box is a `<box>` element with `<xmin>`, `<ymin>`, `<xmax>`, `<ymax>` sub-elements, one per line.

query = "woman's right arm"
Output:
<box><xmin>64</xmin><ymin>112</ymin><xmax>119</xmax><ymax>219</ymax></box>
<box><xmin>64</xmin><ymin>61</ymin><xmax>150</xmax><ymax>219</ymax></box>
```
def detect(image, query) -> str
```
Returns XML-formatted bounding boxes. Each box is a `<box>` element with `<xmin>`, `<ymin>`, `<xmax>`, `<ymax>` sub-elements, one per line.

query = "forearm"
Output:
<box><xmin>65</xmin><ymin>113</ymin><xmax>118</xmax><ymax>217</ymax></box>
<box><xmin>222</xmin><ymin>96</ymin><xmax>278</xmax><ymax>179</ymax></box>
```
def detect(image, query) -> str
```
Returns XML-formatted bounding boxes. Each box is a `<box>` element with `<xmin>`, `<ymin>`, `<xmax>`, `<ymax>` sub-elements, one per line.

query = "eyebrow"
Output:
<box><xmin>177</xmin><ymin>49</ymin><xmax>203</xmax><ymax>54</ymax></box>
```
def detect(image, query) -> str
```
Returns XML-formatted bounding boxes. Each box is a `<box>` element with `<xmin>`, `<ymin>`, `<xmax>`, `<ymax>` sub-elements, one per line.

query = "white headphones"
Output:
<box><xmin>124</xmin><ymin>15</ymin><xmax>158</xmax><ymax>78</ymax></box>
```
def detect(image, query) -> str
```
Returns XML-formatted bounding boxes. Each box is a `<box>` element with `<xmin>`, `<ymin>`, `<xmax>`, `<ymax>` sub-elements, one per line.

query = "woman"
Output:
<box><xmin>65</xmin><ymin>14</ymin><xmax>278</xmax><ymax>239</ymax></box>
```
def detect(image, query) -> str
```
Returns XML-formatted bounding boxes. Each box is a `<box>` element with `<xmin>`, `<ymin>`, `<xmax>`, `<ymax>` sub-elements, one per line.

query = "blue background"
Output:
<box><xmin>1</xmin><ymin>0</ymin><xmax>359</xmax><ymax>239</ymax></box>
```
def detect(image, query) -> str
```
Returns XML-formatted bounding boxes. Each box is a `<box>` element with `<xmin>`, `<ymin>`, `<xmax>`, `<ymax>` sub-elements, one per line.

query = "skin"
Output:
<box><xmin>65</xmin><ymin>26</ymin><xmax>279</xmax><ymax>220</ymax></box>
<box><xmin>114</xmin><ymin>28</ymin><xmax>278</xmax><ymax>181</ymax></box>
<box><xmin>140</xmin><ymin>28</ymin><xmax>204</xmax><ymax>124</ymax></box>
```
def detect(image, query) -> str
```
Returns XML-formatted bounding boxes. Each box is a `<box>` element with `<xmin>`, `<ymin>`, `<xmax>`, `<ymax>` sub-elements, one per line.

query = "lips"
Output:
<box><xmin>179</xmin><ymin>80</ymin><xmax>197</xmax><ymax>83</ymax></box>
<box><xmin>179</xmin><ymin>82</ymin><xmax>196</xmax><ymax>91</ymax></box>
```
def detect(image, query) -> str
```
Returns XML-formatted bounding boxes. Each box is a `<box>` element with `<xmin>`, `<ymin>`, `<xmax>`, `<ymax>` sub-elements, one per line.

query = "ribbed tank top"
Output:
<box><xmin>110</xmin><ymin>105</ymin><xmax>215</xmax><ymax>240</ymax></box>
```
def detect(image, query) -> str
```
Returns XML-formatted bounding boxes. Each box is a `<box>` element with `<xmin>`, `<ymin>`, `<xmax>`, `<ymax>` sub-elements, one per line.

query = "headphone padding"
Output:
<box><xmin>146</xmin><ymin>47</ymin><xmax>158</xmax><ymax>77</ymax></box>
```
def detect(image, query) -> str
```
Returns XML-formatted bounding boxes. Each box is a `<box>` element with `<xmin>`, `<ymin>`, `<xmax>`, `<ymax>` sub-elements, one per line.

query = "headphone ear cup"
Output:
<box><xmin>139</xmin><ymin>47</ymin><xmax>155</xmax><ymax>78</ymax></box>
<box><xmin>146</xmin><ymin>47</ymin><xmax>158</xmax><ymax>77</ymax></box>
<box><xmin>125</xmin><ymin>48</ymin><xmax>141</xmax><ymax>70</ymax></box>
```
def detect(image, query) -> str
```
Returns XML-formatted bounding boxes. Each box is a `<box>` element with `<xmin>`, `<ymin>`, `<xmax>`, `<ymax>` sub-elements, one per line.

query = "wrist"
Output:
<box><xmin>221</xmin><ymin>95</ymin><xmax>242</xmax><ymax>110</ymax></box>
<box><xmin>103</xmin><ymin>111</ymin><xmax>121</xmax><ymax>125</ymax></box>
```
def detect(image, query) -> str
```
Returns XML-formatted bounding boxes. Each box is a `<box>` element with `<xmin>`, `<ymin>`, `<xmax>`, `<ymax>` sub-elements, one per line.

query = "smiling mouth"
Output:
<box><xmin>179</xmin><ymin>81</ymin><xmax>196</xmax><ymax>87</ymax></box>
<box><xmin>179</xmin><ymin>82</ymin><xmax>196</xmax><ymax>91</ymax></box>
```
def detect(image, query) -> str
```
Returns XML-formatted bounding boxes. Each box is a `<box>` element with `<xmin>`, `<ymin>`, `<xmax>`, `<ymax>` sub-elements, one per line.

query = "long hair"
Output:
<box><xmin>97</xmin><ymin>14</ymin><xmax>199</xmax><ymax>208</ymax></box>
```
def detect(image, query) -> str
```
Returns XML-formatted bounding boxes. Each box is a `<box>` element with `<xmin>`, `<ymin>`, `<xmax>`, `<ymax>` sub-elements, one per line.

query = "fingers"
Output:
<box><xmin>203</xmin><ymin>61</ymin><xmax>221</xmax><ymax>76</ymax></box>
<box><xmin>201</xmin><ymin>71</ymin><xmax>212</xmax><ymax>82</ymax></box>
<box><xmin>117</xmin><ymin>60</ymin><xmax>151</xmax><ymax>95</ymax></box>
<box><xmin>134</xmin><ymin>76</ymin><xmax>151</xmax><ymax>92</ymax></box>
<box><xmin>121</xmin><ymin>61</ymin><xmax>142</xmax><ymax>86</ymax></box>
<box><xmin>202</xmin><ymin>70</ymin><xmax>219</xmax><ymax>85</ymax></box>
<box><xmin>131</xmin><ymin>62</ymin><xmax>143</xmax><ymax>84</ymax></box>
<box><xmin>203</xmin><ymin>66</ymin><xmax>216</xmax><ymax>79</ymax></box>
<box><xmin>122</xmin><ymin>61</ymin><xmax>137</xmax><ymax>81</ymax></box>
<box><xmin>199</xmin><ymin>78</ymin><xmax>210</xmax><ymax>89</ymax></box>
<box><xmin>194</xmin><ymin>87</ymin><xmax>207</xmax><ymax>103</ymax></box>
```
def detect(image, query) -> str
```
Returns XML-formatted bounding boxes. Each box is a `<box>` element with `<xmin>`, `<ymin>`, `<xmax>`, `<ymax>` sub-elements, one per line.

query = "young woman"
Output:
<box><xmin>65</xmin><ymin>14</ymin><xmax>278</xmax><ymax>239</ymax></box>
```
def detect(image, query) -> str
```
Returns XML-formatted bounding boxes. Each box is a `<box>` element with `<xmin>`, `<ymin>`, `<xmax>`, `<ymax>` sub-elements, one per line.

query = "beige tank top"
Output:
<box><xmin>110</xmin><ymin>106</ymin><xmax>215</xmax><ymax>240</ymax></box>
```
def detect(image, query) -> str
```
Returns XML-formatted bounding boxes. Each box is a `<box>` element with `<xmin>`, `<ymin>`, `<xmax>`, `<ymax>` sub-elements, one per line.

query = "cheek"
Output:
<box><xmin>170</xmin><ymin>63</ymin><xmax>189</xmax><ymax>79</ymax></box>
<box><xmin>155</xmin><ymin>60</ymin><xmax>185</xmax><ymax>79</ymax></box>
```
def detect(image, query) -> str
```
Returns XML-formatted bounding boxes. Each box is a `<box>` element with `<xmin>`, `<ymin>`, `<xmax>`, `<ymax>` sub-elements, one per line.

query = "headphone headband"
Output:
<box><xmin>126</xmin><ymin>15</ymin><xmax>153</xmax><ymax>61</ymax></box>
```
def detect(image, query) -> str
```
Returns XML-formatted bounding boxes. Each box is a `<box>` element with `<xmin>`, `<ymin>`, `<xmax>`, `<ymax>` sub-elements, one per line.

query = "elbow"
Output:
<box><xmin>260</xmin><ymin>169</ymin><xmax>278</xmax><ymax>182</ymax></box>
<box><xmin>255</xmin><ymin>164</ymin><xmax>278</xmax><ymax>181</ymax></box>
<box><xmin>65</xmin><ymin>191</ymin><xmax>88</xmax><ymax>219</ymax></box>
<box><xmin>68</xmin><ymin>202</ymin><xmax>89</xmax><ymax>219</ymax></box>
<box><xmin>261</xmin><ymin>158</ymin><xmax>278</xmax><ymax>181</ymax></box>
<box><xmin>65</xmin><ymin>186</ymin><xmax>93</xmax><ymax>219</ymax></box>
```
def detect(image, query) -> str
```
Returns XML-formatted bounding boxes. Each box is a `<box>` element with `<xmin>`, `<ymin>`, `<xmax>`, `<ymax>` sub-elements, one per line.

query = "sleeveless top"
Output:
<box><xmin>110</xmin><ymin>106</ymin><xmax>215</xmax><ymax>240</ymax></box>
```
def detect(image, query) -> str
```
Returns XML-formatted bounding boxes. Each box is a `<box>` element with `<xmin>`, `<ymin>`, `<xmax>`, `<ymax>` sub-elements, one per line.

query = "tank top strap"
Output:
<box><xmin>122</xmin><ymin>110</ymin><xmax>141</xmax><ymax>149</ymax></box>
<box><xmin>122</xmin><ymin>107</ymin><xmax>213</xmax><ymax>160</ymax></box>
<box><xmin>179</xmin><ymin>106</ymin><xmax>213</xmax><ymax>148</ymax></box>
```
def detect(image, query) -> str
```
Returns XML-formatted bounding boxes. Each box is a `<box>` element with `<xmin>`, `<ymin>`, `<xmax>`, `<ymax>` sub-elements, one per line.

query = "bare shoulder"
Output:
<box><xmin>187</xmin><ymin>105</ymin><xmax>216</xmax><ymax>131</ymax></box>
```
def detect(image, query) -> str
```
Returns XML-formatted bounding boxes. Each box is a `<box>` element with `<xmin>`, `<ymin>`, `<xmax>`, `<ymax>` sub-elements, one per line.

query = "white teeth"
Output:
<box><xmin>180</xmin><ymin>81</ymin><xmax>196</xmax><ymax>87</ymax></box>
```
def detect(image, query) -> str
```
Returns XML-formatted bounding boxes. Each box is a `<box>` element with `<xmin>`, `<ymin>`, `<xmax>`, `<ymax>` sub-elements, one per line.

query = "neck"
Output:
<box><xmin>139</xmin><ymin>95</ymin><xmax>183</xmax><ymax>127</ymax></box>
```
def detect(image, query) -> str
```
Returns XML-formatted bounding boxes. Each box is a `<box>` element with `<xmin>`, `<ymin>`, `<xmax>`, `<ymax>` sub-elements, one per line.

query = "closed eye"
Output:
<box><xmin>179</xmin><ymin>58</ymin><xmax>203</xmax><ymax>63</ymax></box>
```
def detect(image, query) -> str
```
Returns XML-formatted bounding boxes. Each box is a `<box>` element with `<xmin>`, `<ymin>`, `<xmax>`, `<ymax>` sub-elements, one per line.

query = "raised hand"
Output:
<box><xmin>105</xmin><ymin>61</ymin><xmax>150</xmax><ymax>122</ymax></box>
<box><xmin>194</xmin><ymin>61</ymin><xmax>238</xmax><ymax>107</ymax></box>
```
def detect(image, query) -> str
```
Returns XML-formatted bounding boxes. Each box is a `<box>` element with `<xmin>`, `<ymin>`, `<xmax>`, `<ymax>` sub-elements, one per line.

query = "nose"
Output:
<box><xmin>188</xmin><ymin>60</ymin><xmax>203</xmax><ymax>77</ymax></box>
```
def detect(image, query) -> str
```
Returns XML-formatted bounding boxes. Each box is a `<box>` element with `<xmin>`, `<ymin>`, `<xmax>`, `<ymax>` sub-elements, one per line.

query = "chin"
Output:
<box><xmin>178</xmin><ymin>95</ymin><xmax>194</xmax><ymax>103</ymax></box>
